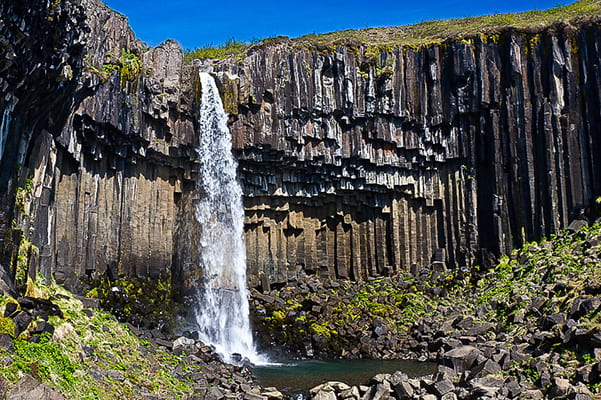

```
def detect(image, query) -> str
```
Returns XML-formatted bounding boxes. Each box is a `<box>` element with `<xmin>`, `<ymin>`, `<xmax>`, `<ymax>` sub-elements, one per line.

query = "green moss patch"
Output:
<box><xmin>0</xmin><ymin>279</ymin><xmax>202</xmax><ymax>399</ymax></box>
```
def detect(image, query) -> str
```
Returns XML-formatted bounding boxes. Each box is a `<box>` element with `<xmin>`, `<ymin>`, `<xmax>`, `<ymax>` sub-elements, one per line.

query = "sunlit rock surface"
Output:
<box><xmin>0</xmin><ymin>0</ymin><xmax>600</xmax><ymax>294</ymax></box>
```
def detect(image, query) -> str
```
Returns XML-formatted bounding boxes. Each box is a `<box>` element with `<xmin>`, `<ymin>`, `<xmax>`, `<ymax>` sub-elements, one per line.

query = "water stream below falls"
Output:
<box><xmin>253</xmin><ymin>359</ymin><xmax>437</xmax><ymax>398</ymax></box>
<box><xmin>193</xmin><ymin>72</ymin><xmax>267</xmax><ymax>365</ymax></box>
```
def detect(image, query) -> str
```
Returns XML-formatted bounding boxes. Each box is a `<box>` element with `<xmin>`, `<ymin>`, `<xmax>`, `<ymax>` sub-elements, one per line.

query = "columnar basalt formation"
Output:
<box><xmin>0</xmin><ymin>0</ymin><xmax>199</xmax><ymax>293</ymax></box>
<box><xmin>215</xmin><ymin>22</ymin><xmax>601</xmax><ymax>287</ymax></box>
<box><xmin>1</xmin><ymin>0</ymin><xmax>600</xmax><ymax>297</ymax></box>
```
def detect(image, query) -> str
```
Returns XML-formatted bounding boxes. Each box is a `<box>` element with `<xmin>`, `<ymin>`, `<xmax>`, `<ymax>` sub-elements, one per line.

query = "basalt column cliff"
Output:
<box><xmin>0</xmin><ymin>0</ymin><xmax>600</xmax><ymax>295</ymax></box>
<box><xmin>0</xmin><ymin>0</ymin><xmax>201</xmax><ymax>294</ymax></box>
<box><xmin>215</xmin><ymin>23</ymin><xmax>601</xmax><ymax>287</ymax></box>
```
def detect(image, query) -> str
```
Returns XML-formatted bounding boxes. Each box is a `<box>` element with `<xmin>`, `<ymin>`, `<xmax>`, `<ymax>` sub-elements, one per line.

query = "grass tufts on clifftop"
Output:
<box><xmin>184</xmin><ymin>38</ymin><xmax>254</xmax><ymax>62</ymax></box>
<box><xmin>293</xmin><ymin>0</ymin><xmax>601</xmax><ymax>51</ymax></box>
<box><xmin>185</xmin><ymin>0</ymin><xmax>601</xmax><ymax>61</ymax></box>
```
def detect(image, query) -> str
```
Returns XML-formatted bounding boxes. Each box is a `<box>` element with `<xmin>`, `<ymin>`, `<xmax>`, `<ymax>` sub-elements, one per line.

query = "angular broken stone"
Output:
<box><xmin>442</xmin><ymin>345</ymin><xmax>482</xmax><ymax>373</ymax></box>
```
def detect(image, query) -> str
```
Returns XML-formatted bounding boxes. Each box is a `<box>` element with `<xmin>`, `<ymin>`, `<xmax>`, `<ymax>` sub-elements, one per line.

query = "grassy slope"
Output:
<box><xmin>0</xmin><ymin>282</ymin><xmax>201</xmax><ymax>399</ymax></box>
<box><xmin>185</xmin><ymin>0</ymin><xmax>601</xmax><ymax>61</ymax></box>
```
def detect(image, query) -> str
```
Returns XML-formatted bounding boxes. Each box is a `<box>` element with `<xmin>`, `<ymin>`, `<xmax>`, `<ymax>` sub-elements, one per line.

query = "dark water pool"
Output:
<box><xmin>253</xmin><ymin>359</ymin><xmax>436</xmax><ymax>398</ymax></box>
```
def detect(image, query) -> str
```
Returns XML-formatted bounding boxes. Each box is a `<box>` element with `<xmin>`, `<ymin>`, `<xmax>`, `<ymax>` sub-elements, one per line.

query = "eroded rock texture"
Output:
<box><xmin>0</xmin><ymin>0</ymin><xmax>600</xmax><ymax>296</ymax></box>
<box><xmin>215</xmin><ymin>23</ymin><xmax>601</xmax><ymax>287</ymax></box>
<box><xmin>0</xmin><ymin>0</ymin><xmax>199</xmax><ymax>292</ymax></box>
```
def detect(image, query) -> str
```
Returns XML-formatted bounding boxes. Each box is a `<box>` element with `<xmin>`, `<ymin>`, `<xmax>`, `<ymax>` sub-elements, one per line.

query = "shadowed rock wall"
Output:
<box><xmin>0</xmin><ymin>0</ymin><xmax>200</xmax><ymax>293</ymax></box>
<box><xmin>214</xmin><ymin>23</ymin><xmax>601</xmax><ymax>287</ymax></box>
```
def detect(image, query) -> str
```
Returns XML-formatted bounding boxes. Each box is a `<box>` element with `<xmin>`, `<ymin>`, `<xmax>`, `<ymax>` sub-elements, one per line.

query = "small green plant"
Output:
<box><xmin>13</xmin><ymin>333</ymin><xmax>76</xmax><ymax>389</ymax></box>
<box><xmin>118</xmin><ymin>49</ymin><xmax>143</xmax><ymax>87</ymax></box>
<box><xmin>582</xmin><ymin>353</ymin><xmax>595</xmax><ymax>364</ymax></box>
<box><xmin>13</xmin><ymin>236</ymin><xmax>39</xmax><ymax>288</ymax></box>
<box><xmin>0</xmin><ymin>317</ymin><xmax>16</xmax><ymax>337</ymax></box>
<box><xmin>93</xmin><ymin>272</ymin><xmax>178</xmax><ymax>331</ymax></box>
<box><xmin>14</xmin><ymin>179</ymin><xmax>34</xmax><ymax>213</ymax></box>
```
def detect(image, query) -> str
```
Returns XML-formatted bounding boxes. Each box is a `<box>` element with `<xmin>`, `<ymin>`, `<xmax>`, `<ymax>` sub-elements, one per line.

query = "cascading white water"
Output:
<box><xmin>193</xmin><ymin>72</ymin><xmax>267</xmax><ymax>365</ymax></box>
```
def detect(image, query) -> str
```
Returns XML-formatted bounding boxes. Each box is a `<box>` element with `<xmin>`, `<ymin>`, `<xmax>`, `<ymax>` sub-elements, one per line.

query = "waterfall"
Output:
<box><xmin>193</xmin><ymin>72</ymin><xmax>266</xmax><ymax>365</ymax></box>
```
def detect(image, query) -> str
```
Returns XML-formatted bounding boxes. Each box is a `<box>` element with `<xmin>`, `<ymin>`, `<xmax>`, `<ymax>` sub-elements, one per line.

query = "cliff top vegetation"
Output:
<box><xmin>184</xmin><ymin>0</ymin><xmax>601</xmax><ymax>61</ymax></box>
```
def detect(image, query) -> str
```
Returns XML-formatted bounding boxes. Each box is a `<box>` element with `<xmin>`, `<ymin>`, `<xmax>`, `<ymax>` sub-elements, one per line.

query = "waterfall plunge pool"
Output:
<box><xmin>253</xmin><ymin>359</ymin><xmax>436</xmax><ymax>398</ymax></box>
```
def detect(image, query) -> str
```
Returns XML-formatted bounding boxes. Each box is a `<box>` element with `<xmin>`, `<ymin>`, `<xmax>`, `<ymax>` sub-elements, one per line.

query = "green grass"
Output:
<box><xmin>185</xmin><ymin>0</ymin><xmax>601</xmax><ymax>61</ymax></box>
<box><xmin>293</xmin><ymin>0</ymin><xmax>601</xmax><ymax>51</ymax></box>
<box><xmin>0</xmin><ymin>278</ymin><xmax>201</xmax><ymax>399</ymax></box>
<box><xmin>184</xmin><ymin>38</ymin><xmax>254</xmax><ymax>62</ymax></box>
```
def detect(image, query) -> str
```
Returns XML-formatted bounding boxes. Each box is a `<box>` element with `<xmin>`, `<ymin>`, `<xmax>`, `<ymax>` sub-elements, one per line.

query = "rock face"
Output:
<box><xmin>213</xmin><ymin>22</ymin><xmax>601</xmax><ymax>286</ymax></box>
<box><xmin>0</xmin><ymin>0</ymin><xmax>200</xmax><ymax>293</ymax></box>
<box><xmin>1</xmin><ymin>0</ymin><xmax>601</xmax><ymax>296</ymax></box>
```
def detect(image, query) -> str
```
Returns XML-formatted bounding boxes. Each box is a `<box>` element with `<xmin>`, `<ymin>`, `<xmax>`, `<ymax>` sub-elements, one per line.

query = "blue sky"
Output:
<box><xmin>103</xmin><ymin>0</ymin><xmax>566</xmax><ymax>50</ymax></box>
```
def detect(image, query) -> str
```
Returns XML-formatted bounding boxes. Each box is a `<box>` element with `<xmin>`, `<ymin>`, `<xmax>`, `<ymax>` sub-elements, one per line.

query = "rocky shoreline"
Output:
<box><xmin>251</xmin><ymin>222</ymin><xmax>601</xmax><ymax>399</ymax></box>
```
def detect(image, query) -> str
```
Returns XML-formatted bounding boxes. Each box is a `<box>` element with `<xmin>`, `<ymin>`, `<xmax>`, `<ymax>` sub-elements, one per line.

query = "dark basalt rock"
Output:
<box><xmin>1</xmin><ymin>0</ymin><xmax>600</xmax><ymax>303</ymax></box>
<box><xmin>212</xmin><ymin>20</ymin><xmax>601</xmax><ymax>286</ymax></box>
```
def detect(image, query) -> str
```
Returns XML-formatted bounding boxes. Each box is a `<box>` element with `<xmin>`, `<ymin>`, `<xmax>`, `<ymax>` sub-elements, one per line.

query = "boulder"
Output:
<box><xmin>470</xmin><ymin>376</ymin><xmax>505</xmax><ymax>397</ymax></box>
<box><xmin>339</xmin><ymin>386</ymin><xmax>360</xmax><ymax>400</ymax></box>
<box><xmin>261</xmin><ymin>389</ymin><xmax>283</xmax><ymax>400</ymax></box>
<box><xmin>172</xmin><ymin>336</ymin><xmax>197</xmax><ymax>355</ymax></box>
<box><xmin>521</xmin><ymin>389</ymin><xmax>544</xmax><ymax>400</ymax></box>
<box><xmin>0</xmin><ymin>334</ymin><xmax>14</xmax><ymax>352</ymax></box>
<box><xmin>205</xmin><ymin>387</ymin><xmax>225</xmax><ymax>400</ymax></box>
<box><xmin>469</xmin><ymin>359</ymin><xmax>501</xmax><ymax>378</ymax></box>
<box><xmin>442</xmin><ymin>345</ymin><xmax>482</xmax><ymax>373</ymax></box>
<box><xmin>7</xmin><ymin>375</ymin><xmax>64</xmax><ymax>400</ymax></box>
<box><xmin>549</xmin><ymin>377</ymin><xmax>570</xmax><ymax>398</ymax></box>
<box><xmin>11</xmin><ymin>311</ymin><xmax>32</xmax><ymax>337</ymax></box>
<box><xmin>390</xmin><ymin>380</ymin><xmax>413</xmax><ymax>400</ymax></box>
<box><xmin>430</xmin><ymin>378</ymin><xmax>454</xmax><ymax>397</ymax></box>
<box><xmin>463</xmin><ymin>322</ymin><xmax>495</xmax><ymax>337</ymax></box>
<box><xmin>540</xmin><ymin>312</ymin><xmax>567</xmax><ymax>330</ymax></box>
